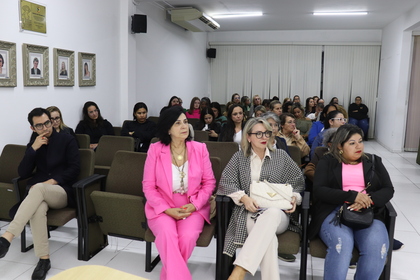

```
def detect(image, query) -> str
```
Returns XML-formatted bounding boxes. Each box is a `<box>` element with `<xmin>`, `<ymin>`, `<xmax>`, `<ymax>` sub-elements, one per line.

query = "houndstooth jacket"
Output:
<box><xmin>217</xmin><ymin>148</ymin><xmax>305</xmax><ymax>257</ymax></box>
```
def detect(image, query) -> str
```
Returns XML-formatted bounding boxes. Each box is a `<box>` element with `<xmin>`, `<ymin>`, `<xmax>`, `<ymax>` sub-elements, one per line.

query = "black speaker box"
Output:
<box><xmin>207</xmin><ymin>48</ymin><xmax>216</xmax><ymax>58</ymax></box>
<box><xmin>131</xmin><ymin>14</ymin><xmax>147</xmax><ymax>33</ymax></box>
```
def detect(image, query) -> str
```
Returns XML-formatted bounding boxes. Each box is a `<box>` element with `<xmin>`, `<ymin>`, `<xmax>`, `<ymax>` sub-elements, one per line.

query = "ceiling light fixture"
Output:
<box><xmin>211</xmin><ymin>12</ymin><xmax>263</xmax><ymax>19</ymax></box>
<box><xmin>313</xmin><ymin>11</ymin><xmax>368</xmax><ymax>16</ymax></box>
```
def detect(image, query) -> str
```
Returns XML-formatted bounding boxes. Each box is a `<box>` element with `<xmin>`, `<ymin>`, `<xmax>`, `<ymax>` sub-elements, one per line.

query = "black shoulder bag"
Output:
<box><xmin>335</xmin><ymin>154</ymin><xmax>375</xmax><ymax>229</ymax></box>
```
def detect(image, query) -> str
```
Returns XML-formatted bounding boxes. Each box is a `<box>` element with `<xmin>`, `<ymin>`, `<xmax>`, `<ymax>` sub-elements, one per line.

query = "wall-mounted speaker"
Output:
<box><xmin>131</xmin><ymin>14</ymin><xmax>147</xmax><ymax>33</ymax></box>
<box><xmin>207</xmin><ymin>48</ymin><xmax>216</xmax><ymax>58</ymax></box>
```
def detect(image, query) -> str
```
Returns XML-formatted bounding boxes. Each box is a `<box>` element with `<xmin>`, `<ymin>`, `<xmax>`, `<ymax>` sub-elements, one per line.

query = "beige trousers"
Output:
<box><xmin>7</xmin><ymin>183</ymin><xmax>67</xmax><ymax>258</ymax></box>
<box><xmin>234</xmin><ymin>208</ymin><xmax>289</xmax><ymax>280</ymax></box>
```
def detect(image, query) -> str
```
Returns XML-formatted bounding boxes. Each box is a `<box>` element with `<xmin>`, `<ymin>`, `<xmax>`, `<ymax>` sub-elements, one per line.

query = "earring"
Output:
<box><xmin>339</xmin><ymin>150</ymin><xmax>343</xmax><ymax>155</ymax></box>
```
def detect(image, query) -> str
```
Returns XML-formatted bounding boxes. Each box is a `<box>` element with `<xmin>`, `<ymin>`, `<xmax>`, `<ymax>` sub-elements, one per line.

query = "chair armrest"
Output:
<box><xmin>73</xmin><ymin>174</ymin><xmax>106</xmax><ymax>191</ymax></box>
<box><xmin>12</xmin><ymin>176</ymin><xmax>33</xmax><ymax>202</ymax></box>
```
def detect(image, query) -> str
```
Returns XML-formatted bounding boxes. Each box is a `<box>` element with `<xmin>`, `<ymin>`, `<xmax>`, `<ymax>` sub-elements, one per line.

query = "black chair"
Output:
<box><xmin>301</xmin><ymin>191</ymin><xmax>397</xmax><ymax>280</ymax></box>
<box><xmin>216</xmin><ymin>193</ymin><xmax>308</xmax><ymax>280</ymax></box>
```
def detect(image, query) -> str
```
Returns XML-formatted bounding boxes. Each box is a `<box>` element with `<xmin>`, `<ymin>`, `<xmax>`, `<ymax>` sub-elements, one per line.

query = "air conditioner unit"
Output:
<box><xmin>169</xmin><ymin>7</ymin><xmax>220</xmax><ymax>32</ymax></box>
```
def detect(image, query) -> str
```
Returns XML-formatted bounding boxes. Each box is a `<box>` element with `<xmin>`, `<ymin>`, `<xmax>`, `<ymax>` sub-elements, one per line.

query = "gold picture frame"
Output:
<box><xmin>0</xmin><ymin>40</ymin><xmax>17</xmax><ymax>87</ymax></box>
<box><xmin>78</xmin><ymin>52</ymin><xmax>96</xmax><ymax>86</ymax></box>
<box><xmin>23</xmin><ymin>43</ymin><xmax>49</xmax><ymax>86</ymax></box>
<box><xmin>54</xmin><ymin>48</ymin><xmax>74</xmax><ymax>86</ymax></box>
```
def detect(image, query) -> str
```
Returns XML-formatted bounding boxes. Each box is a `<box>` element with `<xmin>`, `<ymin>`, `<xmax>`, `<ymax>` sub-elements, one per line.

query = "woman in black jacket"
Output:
<box><xmin>308</xmin><ymin>124</ymin><xmax>394</xmax><ymax>280</ymax></box>
<box><xmin>75</xmin><ymin>101</ymin><xmax>114</xmax><ymax>150</ymax></box>
<box><xmin>121</xmin><ymin>102</ymin><xmax>156</xmax><ymax>152</ymax></box>
<box><xmin>194</xmin><ymin>108</ymin><xmax>221</xmax><ymax>141</ymax></box>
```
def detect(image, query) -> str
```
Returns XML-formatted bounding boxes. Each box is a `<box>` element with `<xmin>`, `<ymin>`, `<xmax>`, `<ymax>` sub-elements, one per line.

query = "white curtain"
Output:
<box><xmin>210</xmin><ymin>45</ymin><xmax>322</xmax><ymax>103</ymax></box>
<box><xmin>323</xmin><ymin>46</ymin><xmax>380</xmax><ymax>138</ymax></box>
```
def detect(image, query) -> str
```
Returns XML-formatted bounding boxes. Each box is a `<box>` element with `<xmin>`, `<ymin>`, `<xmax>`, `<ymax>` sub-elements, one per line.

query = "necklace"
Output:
<box><xmin>172</xmin><ymin>148</ymin><xmax>186</xmax><ymax>194</ymax></box>
<box><xmin>171</xmin><ymin>145</ymin><xmax>185</xmax><ymax>161</ymax></box>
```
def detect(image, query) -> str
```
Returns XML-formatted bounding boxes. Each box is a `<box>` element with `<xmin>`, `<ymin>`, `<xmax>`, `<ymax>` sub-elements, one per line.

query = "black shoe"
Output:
<box><xmin>0</xmin><ymin>237</ymin><xmax>10</xmax><ymax>258</ymax></box>
<box><xmin>32</xmin><ymin>259</ymin><xmax>51</xmax><ymax>280</ymax></box>
<box><xmin>393</xmin><ymin>239</ymin><xmax>404</xmax><ymax>251</ymax></box>
<box><xmin>278</xmin><ymin>253</ymin><xmax>296</xmax><ymax>262</ymax></box>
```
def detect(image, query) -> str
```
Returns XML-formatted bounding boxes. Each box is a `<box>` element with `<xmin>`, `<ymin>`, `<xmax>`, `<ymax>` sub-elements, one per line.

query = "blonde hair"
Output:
<box><xmin>46</xmin><ymin>106</ymin><xmax>68</xmax><ymax>130</ymax></box>
<box><xmin>241</xmin><ymin>117</ymin><xmax>273</xmax><ymax>157</ymax></box>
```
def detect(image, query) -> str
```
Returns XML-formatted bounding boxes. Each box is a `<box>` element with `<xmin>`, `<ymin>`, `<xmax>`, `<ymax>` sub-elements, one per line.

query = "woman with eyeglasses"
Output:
<box><xmin>75</xmin><ymin>101</ymin><xmax>114</xmax><ymax>150</ymax></box>
<box><xmin>218</xmin><ymin>104</ymin><xmax>245</xmax><ymax>145</ymax></box>
<box><xmin>261</xmin><ymin>112</ymin><xmax>289</xmax><ymax>153</ymax></box>
<box><xmin>310</xmin><ymin>110</ymin><xmax>347</xmax><ymax>159</ymax></box>
<box><xmin>217</xmin><ymin>117</ymin><xmax>305</xmax><ymax>280</ymax></box>
<box><xmin>279</xmin><ymin>113</ymin><xmax>310</xmax><ymax>158</ymax></box>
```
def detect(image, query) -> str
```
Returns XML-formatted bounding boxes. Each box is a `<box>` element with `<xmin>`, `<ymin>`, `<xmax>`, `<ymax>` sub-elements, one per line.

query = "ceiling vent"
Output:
<box><xmin>169</xmin><ymin>7</ymin><xmax>220</xmax><ymax>32</ymax></box>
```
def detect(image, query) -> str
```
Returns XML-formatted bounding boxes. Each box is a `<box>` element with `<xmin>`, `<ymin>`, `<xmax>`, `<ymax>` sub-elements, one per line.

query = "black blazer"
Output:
<box><xmin>308</xmin><ymin>153</ymin><xmax>394</xmax><ymax>240</ymax></box>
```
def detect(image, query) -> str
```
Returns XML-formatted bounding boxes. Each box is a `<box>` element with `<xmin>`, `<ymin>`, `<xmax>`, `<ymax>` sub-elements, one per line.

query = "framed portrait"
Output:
<box><xmin>53</xmin><ymin>48</ymin><xmax>74</xmax><ymax>86</ymax></box>
<box><xmin>78</xmin><ymin>52</ymin><xmax>96</xmax><ymax>86</ymax></box>
<box><xmin>0</xmin><ymin>40</ymin><xmax>17</xmax><ymax>87</ymax></box>
<box><xmin>22</xmin><ymin>43</ymin><xmax>49</xmax><ymax>86</ymax></box>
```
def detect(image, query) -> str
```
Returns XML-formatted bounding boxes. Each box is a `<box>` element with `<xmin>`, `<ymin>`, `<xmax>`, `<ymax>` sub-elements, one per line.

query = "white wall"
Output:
<box><xmin>134</xmin><ymin>3</ymin><xmax>210</xmax><ymax>117</ymax></box>
<box><xmin>0</xmin><ymin>0</ymin><xmax>121</xmax><ymax>150</ymax></box>
<box><xmin>376</xmin><ymin>2</ymin><xmax>420</xmax><ymax>152</ymax></box>
<box><xmin>208</xmin><ymin>29</ymin><xmax>382</xmax><ymax>45</ymax></box>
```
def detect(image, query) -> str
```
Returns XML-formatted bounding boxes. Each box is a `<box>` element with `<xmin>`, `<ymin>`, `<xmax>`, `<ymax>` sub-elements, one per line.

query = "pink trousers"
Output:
<box><xmin>147</xmin><ymin>193</ymin><xmax>205</xmax><ymax>280</ymax></box>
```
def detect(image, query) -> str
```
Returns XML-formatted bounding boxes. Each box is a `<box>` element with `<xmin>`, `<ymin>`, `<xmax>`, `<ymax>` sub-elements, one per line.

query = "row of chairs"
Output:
<box><xmin>0</xmin><ymin>140</ymin><xmax>395</xmax><ymax>279</ymax></box>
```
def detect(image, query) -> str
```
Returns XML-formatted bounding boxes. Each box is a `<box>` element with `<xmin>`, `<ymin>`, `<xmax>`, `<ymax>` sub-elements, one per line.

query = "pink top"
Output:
<box><xmin>186</xmin><ymin>109</ymin><xmax>200</xmax><ymax>119</ymax></box>
<box><xmin>342</xmin><ymin>162</ymin><xmax>365</xmax><ymax>193</ymax></box>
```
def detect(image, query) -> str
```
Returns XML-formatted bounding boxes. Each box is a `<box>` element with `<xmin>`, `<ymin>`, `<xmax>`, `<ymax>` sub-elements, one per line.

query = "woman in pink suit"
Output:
<box><xmin>143</xmin><ymin>106</ymin><xmax>216</xmax><ymax>280</ymax></box>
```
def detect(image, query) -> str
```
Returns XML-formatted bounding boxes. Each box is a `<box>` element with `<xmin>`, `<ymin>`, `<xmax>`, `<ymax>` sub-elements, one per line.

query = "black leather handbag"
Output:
<box><xmin>334</xmin><ymin>154</ymin><xmax>376</xmax><ymax>229</ymax></box>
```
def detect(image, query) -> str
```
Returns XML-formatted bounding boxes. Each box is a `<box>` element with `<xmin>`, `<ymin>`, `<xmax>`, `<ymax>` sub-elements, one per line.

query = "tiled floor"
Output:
<box><xmin>1</xmin><ymin>140</ymin><xmax>419</xmax><ymax>279</ymax></box>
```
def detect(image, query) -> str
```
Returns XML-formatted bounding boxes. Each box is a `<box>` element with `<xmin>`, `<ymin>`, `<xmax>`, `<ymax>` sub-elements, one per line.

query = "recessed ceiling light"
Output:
<box><xmin>313</xmin><ymin>11</ymin><xmax>368</xmax><ymax>16</ymax></box>
<box><xmin>211</xmin><ymin>12</ymin><xmax>263</xmax><ymax>19</ymax></box>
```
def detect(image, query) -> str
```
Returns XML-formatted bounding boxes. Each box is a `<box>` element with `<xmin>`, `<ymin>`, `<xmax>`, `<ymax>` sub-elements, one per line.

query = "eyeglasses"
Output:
<box><xmin>249</xmin><ymin>131</ymin><xmax>272</xmax><ymax>139</ymax></box>
<box><xmin>33</xmin><ymin>120</ymin><xmax>52</xmax><ymax>130</ymax></box>
<box><xmin>332</xmin><ymin>118</ymin><xmax>347</xmax><ymax>123</ymax></box>
<box><xmin>51</xmin><ymin>117</ymin><xmax>61</xmax><ymax>122</ymax></box>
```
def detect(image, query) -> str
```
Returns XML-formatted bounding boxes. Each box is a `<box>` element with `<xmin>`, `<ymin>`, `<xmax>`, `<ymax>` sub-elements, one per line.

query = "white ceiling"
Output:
<box><xmin>136</xmin><ymin>0</ymin><xmax>420</xmax><ymax>31</ymax></box>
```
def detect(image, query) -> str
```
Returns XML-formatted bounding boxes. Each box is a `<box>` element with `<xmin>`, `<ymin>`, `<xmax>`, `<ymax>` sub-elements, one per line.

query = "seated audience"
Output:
<box><xmin>348</xmin><ymin>96</ymin><xmax>369</xmax><ymax>140</ymax></box>
<box><xmin>305</xmin><ymin>97</ymin><xmax>316</xmax><ymax>118</ymax></box>
<box><xmin>200</xmin><ymin>97</ymin><xmax>211</xmax><ymax>111</ymax></box>
<box><xmin>279</xmin><ymin>113</ymin><xmax>310</xmax><ymax>158</ymax></box>
<box><xmin>185</xmin><ymin>97</ymin><xmax>201</xmax><ymax>119</ymax></box>
<box><xmin>0</xmin><ymin>107</ymin><xmax>80</xmax><ymax>280</ymax></box>
<box><xmin>262</xmin><ymin>99</ymin><xmax>271</xmax><ymax>112</ymax></box>
<box><xmin>232</xmin><ymin>93</ymin><xmax>241</xmax><ymax>105</ymax></box>
<box><xmin>160</xmin><ymin>96</ymin><xmax>180</xmax><ymax>114</ymax></box>
<box><xmin>307</xmin><ymin>104</ymin><xmax>338</xmax><ymax>147</ymax></box>
<box><xmin>218</xmin><ymin>104</ymin><xmax>244</xmax><ymax>145</ymax></box>
<box><xmin>30</xmin><ymin>106</ymin><xmax>75</xmax><ymax>142</ymax></box>
<box><xmin>210</xmin><ymin>102</ymin><xmax>227</xmax><ymax>127</ymax></box>
<box><xmin>75</xmin><ymin>101</ymin><xmax>114</xmax><ymax>150</ymax></box>
<box><xmin>293</xmin><ymin>95</ymin><xmax>301</xmax><ymax>104</ymax></box>
<box><xmin>121</xmin><ymin>102</ymin><xmax>156</xmax><ymax>152</ymax></box>
<box><xmin>269</xmin><ymin>100</ymin><xmax>282</xmax><ymax>116</ymax></box>
<box><xmin>249</xmin><ymin>95</ymin><xmax>262</xmax><ymax>117</ymax></box>
<box><xmin>261</xmin><ymin>112</ymin><xmax>288</xmax><ymax>153</ymax></box>
<box><xmin>308</xmin><ymin>124</ymin><xmax>394</xmax><ymax>280</ymax></box>
<box><xmin>217</xmin><ymin>117</ymin><xmax>304</xmax><ymax>280</ymax></box>
<box><xmin>253</xmin><ymin>105</ymin><xmax>266</xmax><ymax>117</ymax></box>
<box><xmin>194</xmin><ymin>108</ymin><xmax>221</xmax><ymax>141</ymax></box>
<box><xmin>292</xmin><ymin>104</ymin><xmax>312</xmax><ymax>140</ymax></box>
<box><xmin>310</xmin><ymin>110</ymin><xmax>346</xmax><ymax>158</ymax></box>
<box><xmin>282</xmin><ymin>101</ymin><xmax>293</xmax><ymax>114</ymax></box>
<box><xmin>241</xmin><ymin>96</ymin><xmax>251</xmax><ymax>117</ymax></box>
<box><xmin>143</xmin><ymin>106</ymin><xmax>215</xmax><ymax>280</ymax></box>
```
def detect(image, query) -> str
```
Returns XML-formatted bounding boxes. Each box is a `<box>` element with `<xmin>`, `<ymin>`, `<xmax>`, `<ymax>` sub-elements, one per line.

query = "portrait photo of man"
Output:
<box><xmin>0</xmin><ymin>51</ymin><xmax>8</xmax><ymax>78</ymax></box>
<box><xmin>30</xmin><ymin>55</ymin><xmax>42</xmax><ymax>77</ymax></box>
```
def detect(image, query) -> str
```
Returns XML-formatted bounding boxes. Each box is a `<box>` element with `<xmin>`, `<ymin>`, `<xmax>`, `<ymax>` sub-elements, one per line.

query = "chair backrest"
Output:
<box><xmin>150</xmin><ymin>137</ymin><xmax>159</xmax><ymax>144</ymax></box>
<box><xmin>106</xmin><ymin>151</ymin><xmax>147</xmax><ymax>196</ymax></box>
<box><xmin>204</xmin><ymin>141</ymin><xmax>239</xmax><ymax>172</ymax></box>
<box><xmin>95</xmin><ymin>135</ymin><xmax>134</xmax><ymax>166</ymax></box>
<box><xmin>148</xmin><ymin>116</ymin><xmax>159</xmax><ymax>125</ymax></box>
<box><xmin>113</xmin><ymin>126</ymin><xmax>122</xmax><ymax>136</ymax></box>
<box><xmin>187</xmin><ymin>118</ymin><xmax>199</xmax><ymax>127</ymax></box>
<box><xmin>210</xmin><ymin>156</ymin><xmax>222</xmax><ymax>188</ymax></box>
<box><xmin>194</xmin><ymin>130</ymin><xmax>209</xmax><ymax>142</ymax></box>
<box><xmin>78</xmin><ymin>149</ymin><xmax>95</xmax><ymax>180</ymax></box>
<box><xmin>75</xmin><ymin>134</ymin><xmax>90</xmax><ymax>149</ymax></box>
<box><xmin>287</xmin><ymin>145</ymin><xmax>301</xmax><ymax>166</ymax></box>
<box><xmin>0</xmin><ymin>144</ymin><xmax>27</xmax><ymax>183</ymax></box>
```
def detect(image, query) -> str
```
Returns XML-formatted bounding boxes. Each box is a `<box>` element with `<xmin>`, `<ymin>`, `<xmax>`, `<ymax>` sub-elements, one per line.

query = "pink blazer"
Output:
<box><xmin>143</xmin><ymin>141</ymin><xmax>216</xmax><ymax>223</ymax></box>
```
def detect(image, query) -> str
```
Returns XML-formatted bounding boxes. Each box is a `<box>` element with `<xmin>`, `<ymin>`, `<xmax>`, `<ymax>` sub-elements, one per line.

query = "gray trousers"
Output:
<box><xmin>7</xmin><ymin>183</ymin><xmax>67</xmax><ymax>258</ymax></box>
<box><xmin>234</xmin><ymin>208</ymin><xmax>289</xmax><ymax>280</ymax></box>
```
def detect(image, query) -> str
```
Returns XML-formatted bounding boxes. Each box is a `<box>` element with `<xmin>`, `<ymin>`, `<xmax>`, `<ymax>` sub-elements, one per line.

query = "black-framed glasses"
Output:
<box><xmin>51</xmin><ymin>117</ymin><xmax>61</xmax><ymax>122</ymax></box>
<box><xmin>248</xmin><ymin>131</ymin><xmax>272</xmax><ymax>139</ymax></box>
<box><xmin>33</xmin><ymin>120</ymin><xmax>52</xmax><ymax>130</ymax></box>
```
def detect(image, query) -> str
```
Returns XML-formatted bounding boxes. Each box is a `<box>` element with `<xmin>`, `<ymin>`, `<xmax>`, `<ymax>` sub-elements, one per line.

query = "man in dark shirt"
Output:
<box><xmin>31</xmin><ymin>57</ymin><xmax>41</xmax><ymax>75</ymax></box>
<box><xmin>0</xmin><ymin>107</ymin><xmax>80</xmax><ymax>280</ymax></box>
<box><xmin>348</xmin><ymin>96</ymin><xmax>369</xmax><ymax>140</ymax></box>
